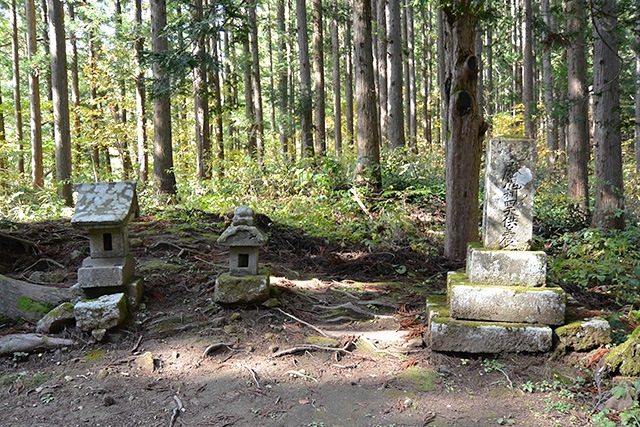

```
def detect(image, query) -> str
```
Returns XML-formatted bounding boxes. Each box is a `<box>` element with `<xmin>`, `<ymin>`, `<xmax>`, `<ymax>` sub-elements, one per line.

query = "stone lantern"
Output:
<box><xmin>215</xmin><ymin>206</ymin><xmax>269</xmax><ymax>304</ymax></box>
<box><xmin>71</xmin><ymin>181</ymin><xmax>143</xmax><ymax>308</ymax></box>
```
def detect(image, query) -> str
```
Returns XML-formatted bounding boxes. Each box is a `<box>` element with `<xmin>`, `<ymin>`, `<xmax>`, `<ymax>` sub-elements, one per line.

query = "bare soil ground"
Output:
<box><xmin>0</xmin><ymin>211</ymin><xmax>613</xmax><ymax>426</ymax></box>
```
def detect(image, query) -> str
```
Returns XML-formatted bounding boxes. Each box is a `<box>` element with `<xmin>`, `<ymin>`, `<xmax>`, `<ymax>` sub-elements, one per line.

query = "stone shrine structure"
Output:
<box><xmin>427</xmin><ymin>138</ymin><xmax>567</xmax><ymax>353</ymax></box>
<box><xmin>71</xmin><ymin>181</ymin><xmax>144</xmax><ymax>309</ymax></box>
<box><xmin>215</xmin><ymin>206</ymin><xmax>270</xmax><ymax>304</ymax></box>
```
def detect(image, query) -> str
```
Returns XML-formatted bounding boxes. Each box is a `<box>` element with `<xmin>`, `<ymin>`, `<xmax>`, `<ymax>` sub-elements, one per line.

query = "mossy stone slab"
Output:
<box><xmin>214</xmin><ymin>269</ymin><xmax>270</xmax><ymax>304</ymax></box>
<box><xmin>466</xmin><ymin>243</ymin><xmax>546</xmax><ymax>287</ymax></box>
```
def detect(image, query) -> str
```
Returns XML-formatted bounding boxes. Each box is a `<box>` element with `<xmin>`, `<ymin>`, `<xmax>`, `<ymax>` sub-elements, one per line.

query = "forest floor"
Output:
<box><xmin>0</xmin><ymin>210</ymin><xmax>621</xmax><ymax>426</ymax></box>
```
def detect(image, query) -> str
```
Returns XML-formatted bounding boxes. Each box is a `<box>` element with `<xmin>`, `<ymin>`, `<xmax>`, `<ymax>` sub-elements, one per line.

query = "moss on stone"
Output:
<box><xmin>305</xmin><ymin>336</ymin><xmax>340</xmax><ymax>348</ymax></box>
<box><xmin>16</xmin><ymin>297</ymin><xmax>54</xmax><ymax>317</ymax></box>
<box><xmin>397</xmin><ymin>366</ymin><xmax>438</xmax><ymax>391</ymax></box>
<box><xmin>605</xmin><ymin>326</ymin><xmax>640</xmax><ymax>376</ymax></box>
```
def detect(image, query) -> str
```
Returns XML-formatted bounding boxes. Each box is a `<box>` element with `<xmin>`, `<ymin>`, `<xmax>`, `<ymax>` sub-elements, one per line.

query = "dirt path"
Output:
<box><xmin>0</xmin><ymin>212</ymin><xmax>601</xmax><ymax>426</ymax></box>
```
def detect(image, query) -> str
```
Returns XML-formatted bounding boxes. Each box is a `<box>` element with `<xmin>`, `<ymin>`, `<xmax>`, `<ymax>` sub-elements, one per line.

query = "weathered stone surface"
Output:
<box><xmin>77</xmin><ymin>255</ymin><xmax>135</xmax><ymax>288</ymax></box>
<box><xmin>71</xmin><ymin>181</ymin><xmax>138</xmax><ymax>228</ymax></box>
<box><xmin>92</xmin><ymin>328</ymin><xmax>107</xmax><ymax>342</ymax></box>
<box><xmin>87</xmin><ymin>227</ymin><xmax>129</xmax><ymax>259</ymax></box>
<box><xmin>605</xmin><ymin>326</ymin><xmax>640</xmax><ymax>376</ymax></box>
<box><xmin>123</xmin><ymin>277</ymin><xmax>144</xmax><ymax>309</ymax></box>
<box><xmin>555</xmin><ymin>318</ymin><xmax>611</xmax><ymax>351</ymax></box>
<box><xmin>466</xmin><ymin>243</ymin><xmax>546</xmax><ymax>287</ymax></box>
<box><xmin>214</xmin><ymin>270</ymin><xmax>270</xmax><ymax>304</ymax></box>
<box><xmin>482</xmin><ymin>138</ymin><xmax>537</xmax><ymax>251</ymax></box>
<box><xmin>133</xmin><ymin>351</ymin><xmax>156</xmax><ymax>372</ymax></box>
<box><xmin>36</xmin><ymin>302</ymin><xmax>75</xmax><ymax>334</ymax></box>
<box><xmin>448</xmin><ymin>272</ymin><xmax>565</xmax><ymax>325</ymax></box>
<box><xmin>74</xmin><ymin>293</ymin><xmax>128</xmax><ymax>331</ymax></box>
<box><xmin>429</xmin><ymin>317</ymin><xmax>553</xmax><ymax>353</ymax></box>
<box><xmin>425</xmin><ymin>295</ymin><xmax>449</xmax><ymax>327</ymax></box>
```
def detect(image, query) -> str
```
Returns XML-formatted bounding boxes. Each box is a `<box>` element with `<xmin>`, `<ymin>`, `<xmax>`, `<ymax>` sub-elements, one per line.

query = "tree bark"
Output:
<box><xmin>134</xmin><ymin>0</ymin><xmax>148</xmax><ymax>183</ymax></box>
<box><xmin>386</xmin><ymin>0</ymin><xmax>404</xmax><ymax>149</ymax></box>
<box><xmin>406</xmin><ymin>1</ymin><xmax>417</xmax><ymax>153</ymax></box>
<box><xmin>25</xmin><ymin>0</ymin><xmax>43</xmax><ymax>189</ymax></box>
<box><xmin>345</xmin><ymin>20</ymin><xmax>355</xmax><ymax>143</ymax></box>
<box><xmin>277</xmin><ymin>0</ymin><xmax>290</xmax><ymax>158</ymax></box>
<box><xmin>485</xmin><ymin>0</ymin><xmax>493</xmax><ymax>117</ymax></box>
<box><xmin>243</xmin><ymin>37</ymin><xmax>257</xmax><ymax>156</ymax></box>
<box><xmin>312</xmin><ymin>0</ymin><xmax>326</xmax><ymax>155</ymax></box>
<box><xmin>211</xmin><ymin>36</ymin><xmax>224</xmax><ymax>178</ymax></box>
<box><xmin>47</xmin><ymin>0</ymin><xmax>73</xmax><ymax>206</ymax></box>
<box><xmin>376</xmin><ymin>0</ymin><xmax>388</xmax><ymax>145</ymax></box>
<box><xmin>150</xmin><ymin>0</ymin><xmax>177</xmax><ymax>195</ymax></box>
<box><xmin>591</xmin><ymin>0</ymin><xmax>624</xmax><ymax>229</ymax></box>
<box><xmin>249</xmin><ymin>0</ymin><xmax>265</xmax><ymax>157</ymax></box>
<box><xmin>542</xmin><ymin>0</ymin><xmax>558</xmax><ymax>168</ymax></box>
<box><xmin>332</xmin><ymin>9</ymin><xmax>342</xmax><ymax>156</ymax></box>
<box><xmin>12</xmin><ymin>0</ymin><xmax>24</xmax><ymax>175</ymax></box>
<box><xmin>442</xmin><ymin>0</ymin><xmax>487</xmax><ymax>260</ymax></box>
<box><xmin>0</xmin><ymin>90</ymin><xmax>5</xmax><ymax>173</ymax></box>
<box><xmin>88</xmin><ymin>32</ymin><xmax>100</xmax><ymax>173</ymax></box>
<box><xmin>437</xmin><ymin>7</ymin><xmax>447</xmax><ymax>146</ymax></box>
<box><xmin>420</xmin><ymin>1</ymin><xmax>431</xmax><ymax>146</ymax></box>
<box><xmin>354</xmin><ymin>0</ymin><xmax>382</xmax><ymax>189</ymax></box>
<box><xmin>115</xmin><ymin>0</ymin><xmax>132</xmax><ymax>180</ymax></box>
<box><xmin>522</xmin><ymin>0</ymin><xmax>534</xmax><ymax>139</ymax></box>
<box><xmin>297</xmin><ymin>0</ymin><xmax>314</xmax><ymax>157</ymax></box>
<box><xmin>267</xmin><ymin>4</ymin><xmax>277</xmax><ymax>133</ymax></box>
<box><xmin>0</xmin><ymin>274</ymin><xmax>71</xmax><ymax>322</ymax></box>
<box><xmin>193</xmin><ymin>0</ymin><xmax>210</xmax><ymax>179</ymax></box>
<box><xmin>67</xmin><ymin>3</ymin><xmax>81</xmax><ymax>165</ymax></box>
<box><xmin>566</xmin><ymin>0</ymin><xmax>590</xmax><ymax>210</ymax></box>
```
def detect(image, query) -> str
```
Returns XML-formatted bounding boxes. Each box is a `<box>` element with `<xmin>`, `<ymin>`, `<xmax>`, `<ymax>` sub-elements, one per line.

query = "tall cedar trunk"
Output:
<box><xmin>386</xmin><ymin>0</ymin><xmax>404</xmax><ymax>148</ymax></box>
<box><xmin>475</xmin><ymin>25</ymin><xmax>483</xmax><ymax>116</ymax></box>
<box><xmin>67</xmin><ymin>3</ymin><xmax>81</xmax><ymax>164</ymax></box>
<box><xmin>193</xmin><ymin>0</ymin><xmax>210</xmax><ymax>179</ymax></box>
<box><xmin>522</xmin><ymin>0</ymin><xmax>534</xmax><ymax>138</ymax></box>
<box><xmin>486</xmin><ymin>0</ymin><xmax>493</xmax><ymax>116</ymax></box>
<box><xmin>249</xmin><ymin>0</ymin><xmax>265</xmax><ymax>157</ymax></box>
<box><xmin>437</xmin><ymin>7</ymin><xmax>447</xmax><ymax>145</ymax></box>
<box><xmin>47</xmin><ymin>0</ymin><xmax>73</xmax><ymax>206</ymax></box>
<box><xmin>212</xmin><ymin>37</ymin><xmax>224</xmax><ymax>178</ymax></box>
<box><xmin>542</xmin><ymin>0</ymin><xmax>558</xmax><ymax>168</ymax></box>
<box><xmin>332</xmin><ymin>11</ymin><xmax>342</xmax><ymax>156</ymax></box>
<box><xmin>296</xmin><ymin>0</ymin><xmax>314</xmax><ymax>157</ymax></box>
<box><xmin>267</xmin><ymin>5</ymin><xmax>277</xmax><ymax>132</ymax></box>
<box><xmin>636</xmin><ymin>0</ymin><xmax>640</xmax><ymax>175</ymax></box>
<box><xmin>591</xmin><ymin>0</ymin><xmax>624</xmax><ymax>229</ymax></box>
<box><xmin>243</xmin><ymin>38</ymin><xmax>257</xmax><ymax>156</ymax></box>
<box><xmin>277</xmin><ymin>0</ymin><xmax>289</xmax><ymax>158</ymax></box>
<box><xmin>442</xmin><ymin>1</ymin><xmax>487</xmax><ymax>260</ymax></box>
<box><xmin>421</xmin><ymin>1</ymin><xmax>432</xmax><ymax>145</ymax></box>
<box><xmin>406</xmin><ymin>2</ymin><xmax>417</xmax><ymax>153</ymax></box>
<box><xmin>12</xmin><ymin>0</ymin><xmax>24</xmax><ymax>174</ymax></box>
<box><xmin>134</xmin><ymin>0</ymin><xmax>148</xmax><ymax>183</ymax></box>
<box><xmin>88</xmin><ymin>33</ymin><xmax>102</xmax><ymax>173</ymax></box>
<box><xmin>25</xmin><ymin>0</ymin><xmax>43</xmax><ymax>188</ymax></box>
<box><xmin>41</xmin><ymin>0</ymin><xmax>53</xmax><ymax>143</ymax></box>
<box><xmin>224</xmin><ymin>32</ymin><xmax>239</xmax><ymax>149</ymax></box>
<box><xmin>150</xmin><ymin>0</ymin><xmax>177</xmax><ymax>195</ymax></box>
<box><xmin>115</xmin><ymin>0</ymin><xmax>132</xmax><ymax>179</ymax></box>
<box><xmin>566</xmin><ymin>0</ymin><xmax>589</xmax><ymax>210</ymax></box>
<box><xmin>312</xmin><ymin>0</ymin><xmax>326</xmax><ymax>155</ymax></box>
<box><xmin>354</xmin><ymin>0</ymin><xmax>382</xmax><ymax>189</ymax></box>
<box><xmin>377</xmin><ymin>0</ymin><xmax>388</xmax><ymax>145</ymax></box>
<box><xmin>511</xmin><ymin>0</ymin><xmax>522</xmax><ymax>110</ymax></box>
<box><xmin>345</xmin><ymin>20</ymin><xmax>355</xmax><ymax>142</ymax></box>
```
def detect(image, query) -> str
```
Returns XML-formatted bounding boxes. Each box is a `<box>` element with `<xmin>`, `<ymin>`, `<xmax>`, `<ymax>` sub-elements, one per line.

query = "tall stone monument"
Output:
<box><xmin>427</xmin><ymin>138</ymin><xmax>566</xmax><ymax>353</ymax></box>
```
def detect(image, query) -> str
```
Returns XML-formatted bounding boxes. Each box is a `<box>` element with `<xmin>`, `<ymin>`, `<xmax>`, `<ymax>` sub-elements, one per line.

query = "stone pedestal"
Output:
<box><xmin>427</xmin><ymin>138</ymin><xmax>566</xmax><ymax>353</ymax></box>
<box><xmin>214</xmin><ymin>268</ymin><xmax>270</xmax><ymax>304</ymax></box>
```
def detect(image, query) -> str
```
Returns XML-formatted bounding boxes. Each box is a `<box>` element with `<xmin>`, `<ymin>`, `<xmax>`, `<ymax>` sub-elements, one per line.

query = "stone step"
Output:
<box><xmin>428</xmin><ymin>316</ymin><xmax>553</xmax><ymax>353</ymax></box>
<box><xmin>466</xmin><ymin>243</ymin><xmax>546</xmax><ymax>287</ymax></box>
<box><xmin>77</xmin><ymin>255</ymin><xmax>135</xmax><ymax>288</ymax></box>
<box><xmin>448</xmin><ymin>272</ymin><xmax>565</xmax><ymax>325</ymax></box>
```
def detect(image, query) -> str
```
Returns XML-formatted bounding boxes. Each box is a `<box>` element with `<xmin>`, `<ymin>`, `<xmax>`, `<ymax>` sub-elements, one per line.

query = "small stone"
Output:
<box><xmin>230</xmin><ymin>312</ymin><xmax>241</xmax><ymax>322</ymax></box>
<box><xmin>74</xmin><ymin>293</ymin><xmax>128</xmax><ymax>332</ymax></box>
<box><xmin>264</xmin><ymin>333</ymin><xmax>274</xmax><ymax>340</ymax></box>
<box><xmin>133</xmin><ymin>351</ymin><xmax>155</xmax><ymax>372</ymax></box>
<box><xmin>103</xmin><ymin>396</ymin><xmax>115</xmax><ymax>407</ymax></box>
<box><xmin>92</xmin><ymin>329</ymin><xmax>107</xmax><ymax>342</ymax></box>
<box><xmin>36</xmin><ymin>302</ymin><xmax>75</xmax><ymax>334</ymax></box>
<box><xmin>269</xmin><ymin>345</ymin><xmax>279</xmax><ymax>353</ymax></box>
<box><xmin>96</xmin><ymin>369</ymin><xmax>109</xmax><ymax>379</ymax></box>
<box><xmin>402</xmin><ymin>338</ymin><xmax>425</xmax><ymax>349</ymax></box>
<box><xmin>556</xmin><ymin>318</ymin><xmax>611</xmax><ymax>351</ymax></box>
<box><xmin>262</xmin><ymin>298</ymin><xmax>280</xmax><ymax>308</ymax></box>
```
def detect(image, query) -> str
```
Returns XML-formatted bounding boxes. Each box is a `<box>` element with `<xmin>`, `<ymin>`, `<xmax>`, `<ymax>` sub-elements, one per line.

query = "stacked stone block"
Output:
<box><xmin>428</xmin><ymin>138</ymin><xmax>566</xmax><ymax>353</ymax></box>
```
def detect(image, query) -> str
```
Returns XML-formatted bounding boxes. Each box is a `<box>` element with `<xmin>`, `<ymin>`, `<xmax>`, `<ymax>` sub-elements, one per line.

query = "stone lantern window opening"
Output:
<box><xmin>238</xmin><ymin>253</ymin><xmax>249</xmax><ymax>268</ymax></box>
<box><xmin>103</xmin><ymin>233</ymin><xmax>113</xmax><ymax>251</ymax></box>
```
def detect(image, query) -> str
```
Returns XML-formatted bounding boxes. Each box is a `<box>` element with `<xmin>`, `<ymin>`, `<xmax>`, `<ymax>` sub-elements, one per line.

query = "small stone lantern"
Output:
<box><xmin>71</xmin><ymin>182</ymin><xmax>143</xmax><ymax>307</ymax></box>
<box><xmin>215</xmin><ymin>206</ymin><xmax>269</xmax><ymax>304</ymax></box>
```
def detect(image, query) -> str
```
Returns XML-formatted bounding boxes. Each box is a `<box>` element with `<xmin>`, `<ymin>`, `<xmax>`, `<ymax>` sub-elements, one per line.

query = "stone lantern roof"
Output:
<box><xmin>217</xmin><ymin>206</ymin><xmax>267</xmax><ymax>247</ymax></box>
<box><xmin>71</xmin><ymin>181</ymin><xmax>139</xmax><ymax>229</ymax></box>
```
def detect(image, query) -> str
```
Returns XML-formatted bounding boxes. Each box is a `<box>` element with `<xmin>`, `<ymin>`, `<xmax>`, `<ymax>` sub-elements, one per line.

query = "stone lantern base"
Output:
<box><xmin>214</xmin><ymin>268</ymin><xmax>270</xmax><ymax>304</ymax></box>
